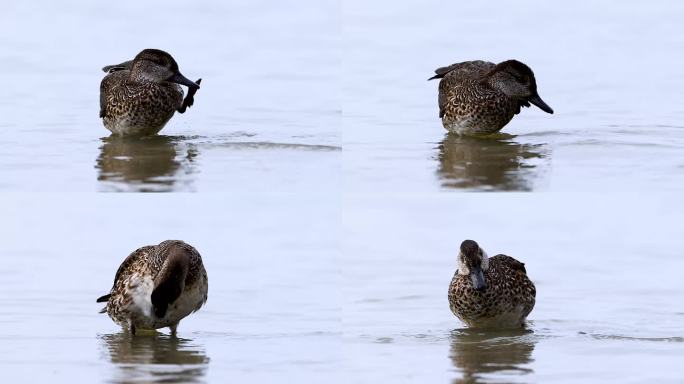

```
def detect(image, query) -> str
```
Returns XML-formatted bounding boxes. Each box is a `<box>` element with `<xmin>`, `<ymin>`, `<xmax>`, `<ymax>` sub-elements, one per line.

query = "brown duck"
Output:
<box><xmin>99</xmin><ymin>49</ymin><xmax>201</xmax><ymax>136</ymax></box>
<box><xmin>429</xmin><ymin>60</ymin><xmax>553</xmax><ymax>135</ymax></box>
<box><xmin>97</xmin><ymin>240</ymin><xmax>208</xmax><ymax>336</ymax></box>
<box><xmin>448</xmin><ymin>240</ymin><xmax>536</xmax><ymax>328</ymax></box>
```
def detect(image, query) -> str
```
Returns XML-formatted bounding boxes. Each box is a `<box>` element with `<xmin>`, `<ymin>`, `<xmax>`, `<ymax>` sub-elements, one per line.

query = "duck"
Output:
<box><xmin>97</xmin><ymin>240</ymin><xmax>208</xmax><ymax>336</ymax></box>
<box><xmin>99</xmin><ymin>49</ymin><xmax>201</xmax><ymax>136</ymax></box>
<box><xmin>428</xmin><ymin>60</ymin><xmax>553</xmax><ymax>135</ymax></box>
<box><xmin>448</xmin><ymin>240</ymin><xmax>535</xmax><ymax>328</ymax></box>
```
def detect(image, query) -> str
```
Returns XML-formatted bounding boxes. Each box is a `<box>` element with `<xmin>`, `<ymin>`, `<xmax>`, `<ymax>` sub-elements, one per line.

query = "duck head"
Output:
<box><xmin>129</xmin><ymin>49</ymin><xmax>200</xmax><ymax>90</ymax></box>
<box><xmin>485</xmin><ymin>60</ymin><xmax>553</xmax><ymax>114</ymax></box>
<box><xmin>457</xmin><ymin>239</ymin><xmax>489</xmax><ymax>291</ymax></box>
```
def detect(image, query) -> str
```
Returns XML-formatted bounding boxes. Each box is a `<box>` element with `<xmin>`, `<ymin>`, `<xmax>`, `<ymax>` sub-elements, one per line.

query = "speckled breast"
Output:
<box><xmin>103</xmin><ymin>83</ymin><xmax>183</xmax><ymax>136</ymax></box>
<box><xmin>442</xmin><ymin>97</ymin><xmax>518</xmax><ymax>135</ymax></box>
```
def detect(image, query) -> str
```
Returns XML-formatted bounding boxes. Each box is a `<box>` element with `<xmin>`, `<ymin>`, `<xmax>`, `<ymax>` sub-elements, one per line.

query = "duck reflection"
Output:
<box><xmin>449</xmin><ymin>328</ymin><xmax>536</xmax><ymax>384</ymax></box>
<box><xmin>96</xmin><ymin>135</ymin><xmax>198</xmax><ymax>192</ymax></box>
<box><xmin>99</xmin><ymin>332</ymin><xmax>208</xmax><ymax>383</ymax></box>
<box><xmin>436</xmin><ymin>134</ymin><xmax>548</xmax><ymax>191</ymax></box>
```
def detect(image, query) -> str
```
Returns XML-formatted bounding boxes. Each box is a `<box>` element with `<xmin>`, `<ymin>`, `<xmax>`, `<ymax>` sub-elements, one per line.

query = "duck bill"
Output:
<box><xmin>169</xmin><ymin>72</ymin><xmax>200</xmax><ymax>90</ymax></box>
<box><xmin>529</xmin><ymin>94</ymin><xmax>554</xmax><ymax>114</ymax></box>
<box><xmin>470</xmin><ymin>267</ymin><xmax>486</xmax><ymax>291</ymax></box>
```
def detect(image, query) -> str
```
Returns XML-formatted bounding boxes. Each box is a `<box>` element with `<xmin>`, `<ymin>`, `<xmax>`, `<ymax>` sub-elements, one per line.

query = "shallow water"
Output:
<box><xmin>339</xmin><ymin>3</ymin><xmax>684</xmax><ymax>379</ymax></box>
<box><xmin>0</xmin><ymin>194</ymin><xmax>340</xmax><ymax>382</ymax></box>
<box><xmin>0</xmin><ymin>0</ymin><xmax>339</xmax><ymax>192</ymax></box>
<box><xmin>95</xmin><ymin>135</ymin><xmax>339</xmax><ymax>192</ymax></box>
<box><xmin>1</xmin><ymin>0</ymin><xmax>684</xmax><ymax>383</ymax></box>
<box><xmin>343</xmin><ymin>0</ymin><xmax>684</xmax><ymax>192</ymax></box>
<box><xmin>343</xmin><ymin>194</ymin><xmax>684</xmax><ymax>383</ymax></box>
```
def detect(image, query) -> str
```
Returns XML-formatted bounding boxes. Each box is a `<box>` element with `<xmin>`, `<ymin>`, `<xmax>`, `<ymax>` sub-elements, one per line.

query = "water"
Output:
<box><xmin>0</xmin><ymin>194</ymin><xmax>340</xmax><ymax>382</ymax></box>
<box><xmin>343</xmin><ymin>194</ymin><xmax>684</xmax><ymax>383</ymax></box>
<box><xmin>0</xmin><ymin>0</ymin><xmax>340</xmax><ymax>192</ymax></box>
<box><xmin>1</xmin><ymin>0</ymin><xmax>683</xmax><ymax>383</ymax></box>
<box><xmin>343</xmin><ymin>0</ymin><xmax>684</xmax><ymax>192</ymax></box>
<box><xmin>340</xmin><ymin>1</ymin><xmax>684</xmax><ymax>382</ymax></box>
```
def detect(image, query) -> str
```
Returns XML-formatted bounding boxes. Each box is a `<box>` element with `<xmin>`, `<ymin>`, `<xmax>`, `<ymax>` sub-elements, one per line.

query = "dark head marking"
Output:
<box><xmin>490</xmin><ymin>60</ymin><xmax>536</xmax><ymax>88</ymax></box>
<box><xmin>134</xmin><ymin>48</ymin><xmax>179</xmax><ymax>72</ymax></box>
<box><xmin>460</xmin><ymin>239</ymin><xmax>485</xmax><ymax>269</ymax></box>
<box><xmin>460</xmin><ymin>239</ymin><xmax>480</xmax><ymax>259</ymax></box>
<box><xmin>488</xmin><ymin>60</ymin><xmax>553</xmax><ymax>114</ymax></box>
<box><xmin>129</xmin><ymin>49</ymin><xmax>199</xmax><ymax>90</ymax></box>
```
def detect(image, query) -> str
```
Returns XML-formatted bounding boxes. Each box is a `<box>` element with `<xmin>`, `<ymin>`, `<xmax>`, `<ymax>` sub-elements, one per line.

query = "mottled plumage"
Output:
<box><xmin>448</xmin><ymin>240</ymin><xmax>535</xmax><ymax>328</ymax></box>
<box><xmin>97</xmin><ymin>240</ymin><xmax>208</xmax><ymax>335</ymax></box>
<box><xmin>99</xmin><ymin>49</ymin><xmax>201</xmax><ymax>136</ymax></box>
<box><xmin>429</xmin><ymin>60</ymin><xmax>553</xmax><ymax>135</ymax></box>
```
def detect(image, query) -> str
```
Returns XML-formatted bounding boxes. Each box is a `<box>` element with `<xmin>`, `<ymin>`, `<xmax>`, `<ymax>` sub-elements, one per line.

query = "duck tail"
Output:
<box><xmin>428</xmin><ymin>64</ymin><xmax>457</xmax><ymax>81</ymax></box>
<box><xmin>96</xmin><ymin>294</ymin><xmax>111</xmax><ymax>303</ymax></box>
<box><xmin>102</xmin><ymin>60</ymin><xmax>133</xmax><ymax>73</ymax></box>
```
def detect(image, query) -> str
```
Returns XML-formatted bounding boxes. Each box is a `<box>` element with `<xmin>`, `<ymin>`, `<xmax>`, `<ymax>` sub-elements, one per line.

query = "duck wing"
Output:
<box><xmin>428</xmin><ymin>60</ymin><xmax>495</xmax><ymax>81</ymax></box>
<box><xmin>99</xmin><ymin>70</ymin><xmax>129</xmax><ymax>118</ymax></box>
<box><xmin>490</xmin><ymin>254</ymin><xmax>536</xmax><ymax>318</ymax></box>
<box><xmin>429</xmin><ymin>61</ymin><xmax>495</xmax><ymax>118</ymax></box>
<box><xmin>489</xmin><ymin>254</ymin><xmax>528</xmax><ymax>274</ymax></box>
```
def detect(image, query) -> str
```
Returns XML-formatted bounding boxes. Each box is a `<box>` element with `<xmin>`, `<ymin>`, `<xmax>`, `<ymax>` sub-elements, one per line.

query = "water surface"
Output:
<box><xmin>0</xmin><ymin>0</ymin><xmax>340</xmax><ymax>192</ymax></box>
<box><xmin>343</xmin><ymin>194</ymin><xmax>684</xmax><ymax>383</ymax></box>
<box><xmin>0</xmin><ymin>194</ymin><xmax>340</xmax><ymax>382</ymax></box>
<box><xmin>343</xmin><ymin>0</ymin><xmax>684</xmax><ymax>192</ymax></box>
<box><xmin>1</xmin><ymin>0</ymin><xmax>684</xmax><ymax>383</ymax></box>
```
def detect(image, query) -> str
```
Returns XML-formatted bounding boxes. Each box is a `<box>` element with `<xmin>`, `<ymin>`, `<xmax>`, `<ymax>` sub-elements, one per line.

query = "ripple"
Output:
<box><xmin>206</xmin><ymin>141</ymin><xmax>341</xmax><ymax>151</ymax></box>
<box><xmin>586</xmin><ymin>333</ymin><xmax>684</xmax><ymax>343</ymax></box>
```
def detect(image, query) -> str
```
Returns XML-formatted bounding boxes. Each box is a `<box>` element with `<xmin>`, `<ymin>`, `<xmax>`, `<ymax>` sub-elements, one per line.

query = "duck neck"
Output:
<box><xmin>151</xmin><ymin>251</ymin><xmax>190</xmax><ymax>318</ymax></box>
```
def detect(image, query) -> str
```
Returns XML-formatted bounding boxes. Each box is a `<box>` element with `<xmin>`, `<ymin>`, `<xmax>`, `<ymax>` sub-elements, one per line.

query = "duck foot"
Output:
<box><xmin>177</xmin><ymin>78</ymin><xmax>202</xmax><ymax>113</ymax></box>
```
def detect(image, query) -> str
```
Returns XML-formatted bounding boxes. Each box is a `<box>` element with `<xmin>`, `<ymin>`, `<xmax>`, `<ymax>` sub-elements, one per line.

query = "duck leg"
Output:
<box><xmin>169</xmin><ymin>323</ymin><xmax>179</xmax><ymax>337</ymax></box>
<box><xmin>128</xmin><ymin>321</ymin><xmax>136</xmax><ymax>336</ymax></box>
<box><xmin>177</xmin><ymin>78</ymin><xmax>202</xmax><ymax>113</ymax></box>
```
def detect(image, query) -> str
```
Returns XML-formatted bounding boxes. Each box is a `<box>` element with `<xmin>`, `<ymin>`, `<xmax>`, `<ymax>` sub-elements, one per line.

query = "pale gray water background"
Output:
<box><xmin>0</xmin><ymin>194</ymin><xmax>339</xmax><ymax>382</ymax></box>
<box><xmin>0</xmin><ymin>0</ymin><xmax>339</xmax><ymax>192</ymax></box>
<box><xmin>344</xmin><ymin>0</ymin><xmax>684</xmax><ymax>192</ymax></box>
<box><xmin>2</xmin><ymin>0</ymin><xmax>684</xmax><ymax>383</ymax></box>
<box><xmin>342</xmin><ymin>3</ymin><xmax>684</xmax><ymax>381</ymax></box>
<box><xmin>344</xmin><ymin>194</ymin><xmax>684</xmax><ymax>383</ymax></box>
